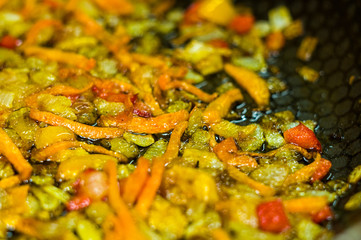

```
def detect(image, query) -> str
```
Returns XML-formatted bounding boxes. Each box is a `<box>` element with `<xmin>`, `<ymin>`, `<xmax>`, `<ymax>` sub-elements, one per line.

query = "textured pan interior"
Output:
<box><xmin>235</xmin><ymin>0</ymin><xmax>361</xmax><ymax>232</ymax></box>
<box><xmin>177</xmin><ymin>0</ymin><xmax>361</xmax><ymax>233</ymax></box>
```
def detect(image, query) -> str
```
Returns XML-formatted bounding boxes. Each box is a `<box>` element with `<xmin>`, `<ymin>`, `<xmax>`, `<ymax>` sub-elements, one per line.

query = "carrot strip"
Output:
<box><xmin>310</xmin><ymin>158</ymin><xmax>332</xmax><ymax>183</ymax></box>
<box><xmin>227</xmin><ymin>165</ymin><xmax>275</xmax><ymax>197</ymax></box>
<box><xmin>143</xmin><ymin>92</ymin><xmax>165</xmax><ymax>116</ymax></box>
<box><xmin>266</xmin><ymin>31</ymin><xmax>285</xmax><ymax>52</ymax></box>
<box><xmin>135</xmin><ymin>157</ymin><xmax>165</xmax><ymax>218</ymax></box>
<box><xmin>283</xmin><ymin>153</ymin><xmax>321</xmax><ymax>186</ymax></box>
<box><xmin>104</xmin><ymin>160</ymin><xmax>144</xmax><ymax>240</ymax></box>
<box><xmin>131</xmin><ymin>53</ymin><xmax>167</xmax><ymax>70</ymax></box>
<box><xmin>32</xmin><ymin>141</ymin><xmax>127</xmax><ymax>162</ymax></box>
<box><xmin>93</xmin><ymin>78</ymin><xmax>138</xmax><ymax>94</ymax></box>
<box><xmin>23</xmin><ymin>46</ymin><xmax>96</xmax><ymax>71</ymax></box>
<box><xmin>224</xmin><ymin>64</ymin><xmax>270</xmax><ymax>108</ymax></box>
<box><xmin>100</xmin><ymin>109</ymin><xmax>189</xmax><ymax>134</ymax></box>
<box><xmin>92</xmin><ymin>0</ymin><xmax>133</xmax><ymax>15</ymax></box>
<box><xmin>0</xmin><ymin>175</ymin><xmax>21</xmax><ymax>189</ymax></box>
<box><xmin>23</xmin><ymin>19</ymin><xmax>62</xmax><ymax>46</ymax></box>
<box><xmin>163</xmin><ymin>121</ymin><xmax>188</xmax><ymax>163</ymax></box>
<box><xmin>122</xmin><ymin>157</ymin><xmax>150</xmax><ymax>205</ymax></box>
<box><xmin>283</xmin><ymin>196</ymin><xmax>328</xmax><ymax>214</ymax></box>
<box><xmin>213</xmin><ymin>138</ymin><xmax>258</xmax><ymax>169</ymax></box>
<box><xmin>73</xmin><ymin>10</ymin><xmax>129</xmax><ymax>53</ymax></box>
<box><xmin>26</xmin><ymin>82</ymin><xmax>94</xmax><ymax>109</ymax></box>
<box><xmin>203</xmin><ymin>88</ymin><xmax>243</xmax><ymax>124</ymax></box>
<box><xmin>159</xmin><ymin>75</ymin><xmax>218</xmax><ymax>102</ymax></box>
<box><xmin>29</xmin><ymin>109</ymin><xmax>124</xmax><ymax>139</ymax></box>
<box><xmin>0</xmin><ymin>128</ymin><xmax>32</xmax><ymax>180</ymax></box>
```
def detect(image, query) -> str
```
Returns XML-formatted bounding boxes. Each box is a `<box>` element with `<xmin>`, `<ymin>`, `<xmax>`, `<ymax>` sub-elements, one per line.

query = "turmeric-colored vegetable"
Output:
<box><xmin>227</xmin><ymin>165</ymin><xmax>275</xmax><ymax>197</ymax></box>
<box><xmin>32</xmin><ymin>141</ymin><xmax>127</xmax><ymax>162</ymax></box>
<box><xmin>159</xmin><ymin>74</ymin><xmax>218</xmax><ymax>102</ymax></box>
<box><xmin>100</xmin><ymin>109</ymin><xmax>189</xmax><ymax>134</ymax></box>
<box><xmin>135</xmin><ymin>157</ymin><xmax>165</xmax><ymax>218</ymax></box>
<box><xmin>283</xmin><ymin>196</ymin><xmax>328</xmax><ymax>214</ymax></box>
<box><xmin>283</xmin><ymin>153</ymin><xmax>321</xmax><ymax>186</ymax></box>
<box><xmin>214</xmin><ymin>138</ymin><xmax>258</xmax><ymax>169</ymax></box>
<box><xmin>29</xmin><ymin>109</ymin><xmax>124</xmax><ymax>139</ymax></box>
<box><xmin>0</xmin><ymin>175</ymin><xmax>21</xmax><ymax>189</ymax></box>
<box><xmin>104</xmin><ymin>160</ymin><xmax>145</xmax><ymax>240</ymax></box>
<box><xmin>23</xmin><ymin>19</ymin><xmax>62</xmax><ymax>47</ymax></box>
<box><xmin>0</xmin><ymin>128</ymin><xmax>32</xmax><ymax>180</ymax></box>
<box><xmin>163</xmin><ymin>121</ymin><xmax>188</xmax><ymax>163</ymax></box>
<box><xmin>92</xmin><ymin>0</ymin><xmax>133</xmax><ymax>16</ymax></box>
<box><xmin>198</xmin><ymin>0</ymin><xmax>236</xmax><ymax>25</ymax></box>
<box><xmin>203</xmin><ymin>88</ymin><xmax>243</xmax><ymax>124</ymax></box>
<box><xmin>23</xmin><ymin>46</ymin><xmax>96</xmax><ymax>71</ymax></box>
<box><xmin>122</xmin><ymin>157</ymin><xmax>150</xmax><ymax>205</ymax></box>
<box><xmin>224</xmin><ymin>64</ymin><xmax>270</xmax><ymax>107</ymax></box>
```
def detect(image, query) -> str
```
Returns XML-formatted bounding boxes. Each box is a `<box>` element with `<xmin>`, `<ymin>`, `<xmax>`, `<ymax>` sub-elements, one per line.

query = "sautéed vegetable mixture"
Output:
<box><xmin>0</xmin><ymin>0</ymin><xmax>358</xmax><ymax>239</ymax></box>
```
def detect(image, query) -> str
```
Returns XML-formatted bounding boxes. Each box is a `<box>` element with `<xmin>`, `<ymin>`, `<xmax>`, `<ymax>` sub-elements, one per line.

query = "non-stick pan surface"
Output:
<box><xmin>184</xmin><ymin>0</ymin><xmax>361</xmax><ymax>234</ymax></box>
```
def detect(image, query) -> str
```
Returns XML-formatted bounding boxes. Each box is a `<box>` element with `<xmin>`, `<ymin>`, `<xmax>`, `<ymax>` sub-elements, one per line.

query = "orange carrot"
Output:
<box><xmin>93</xmin><ymin>78</ymin><xmax>138</xmax><ymax>95</ymax></box>
<box><xmin>283</xmin><ymin>196</ymin><xmax>328</xmax><ymax>214</ymax></box>
<box><xmin>122</xmin><ymin>157</ymin><xmax>150</xmax><ymax>205</ymax></box>
<box><xmin>26</xmin><ymin>82</ymin><xmax>94</xmax><ymax>109</ymax></box>
<box><xmin>23</xmin><ymin>19</ymin><xmax>62</xmax><ymax>46</ymax></box>
<box><xmin>135</xmin><ymin>157</ymin><xmax>165</xmax><ymax>218</ymax></box>
<box><xmin>92</xmin><ymin>0</ymin><xmax>133</xmax><ymax>15</ymax></box>
<box><xmin>0</xmin><ymin>0</ymin><xmax>9</xmax><ymax>8</ymax></box>
<box><xmin>283</xmin><ymin>153</ymin><xmax>321</xmax><ymax>186</ymax></box>
<box><xmin>224</xmin><ymin>64</ymin><xmax>270</xmax><ymax>108</ymax></box>
<box><xmin>227</xmin><ymin>165</ymin><xmax>275</xmax><ymax>197</ymax></box>
<box><xmin>100</xmin><ymin>109</ymin><xmax>189</xmax><ymax>134</ymax></box>
<box><xmin>131</xmin><ymin>53</ymin><xmax>167</xmax><ymax>70</ymax></box>
<box><xmin>32</xmin><ymin>141</ymin><xmax>127</xmax><ymax>162</ymax></box>
<box><xmin>213</xmin><ymin>138</ymin><xmax>258</xmax><ymax>169</ymax></box>
<box><xmin>23</xmin><ymin>46</ymin><xmax>96</xmax><ymax>71</ymax></box>
<box><xmin>29</xmin><ymin>109</ymin><xmax>124</xmax><ymax>139</ymax></box>
<box><xmin>0</xmin><ymin>128</ymin><xmax>32</xmax><ymax>180</ymax></box>
<box><xmin>266</xmin><ymin>31</ymin><xmax>285</xmax><ymax>52</ymax></box>
<box><xmin>160</xmin><ymin>78</ymin><xmax>218</xmax><ymax>103</ymax></box>
<box><xmin>104</xmin><ymin>160</ymin><xmax>145</xmax><ymax>240</ymax></box>
<box><xmin>203</xmin><ymin>88</ymin><xmax>243</xmax><ymax>124</ymax></box>
<box><xmin>163</xmin><ymin>121</ymin><xmax>188</xmax><ymax>162</ymax></box>
<box><xmin>73</xmin><ymin>10</ymin><xmax>128</xmax><ymax>53</ymax></box>
<box><xmin>310</xmin><ymin>158</ymin><xmax>332</xmax><ymax>183</ymax></box>
<box><xmin>142</xmin><ymin>92</ymin><xmax>165</xmax><ymax>116</ymax></box>
<box><xmin>0</xmin><ymin>175</ymin><xmax>21</xmax><ymax>189</ymax></box>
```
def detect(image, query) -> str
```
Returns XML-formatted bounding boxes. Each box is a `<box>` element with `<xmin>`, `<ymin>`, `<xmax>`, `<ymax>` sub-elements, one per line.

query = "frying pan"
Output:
<box><xmin>177</xmin><ymin>0</ymin><xmax>361</xmax><ymax>236</ymax></box>
<box><xmin>238</xmin><ymin>0</ymin><xmax>361</xmax><ymax>236</ymax></box>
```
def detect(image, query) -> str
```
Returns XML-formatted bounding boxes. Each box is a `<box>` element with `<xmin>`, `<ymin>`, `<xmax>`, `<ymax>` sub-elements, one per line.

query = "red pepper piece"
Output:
<box><xmin>183</xmin><ymin>2</ymin><xmax>202</xmax><ymax>25</ymax></box>
<box><xmin>228</xmin><ymin>14</ymin><xmax>255</xmax><ymax>35</ymax></box>
<box><xmin>206</xmin><ymin>39</ymin><xmax>229</xmax><ymax>49</ymax></box>
<box><xmin>66</xmin><ymin>195</ymin><xmax>91</xmax><ymax>211</ymax></box>
<box><xmin>257</xmin><ymin>199</ymin><xmax>291</xmax><ymax>233</ymax></box>
<box><xmin>283</xmin><ymin>123</ymin><xmax>322</xmax><ymax>152</ymax></box>
<box><xmin>310</xmin><ymin>158</ymin><xmax>332</xmax><ymax>183</ymax></box>
<box><xmin>312</xmin><ymin>206</ymin><xmax>333</xmax><ymax>223</ymax></box>
<box><xmin>0</xmin><ymin>35</ymin><xmax>22</xmax><ymax>49</ymax></box>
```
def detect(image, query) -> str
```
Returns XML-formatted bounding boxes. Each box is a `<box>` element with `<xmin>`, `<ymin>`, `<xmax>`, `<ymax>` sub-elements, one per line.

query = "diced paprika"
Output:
<box><xmin>183</xmin><ymin>2</ymin><xmax>202</xmax><ymax>25</ymax></box>
<box><xmin>311</xmin><ymin>206</ymin><xmax>333</xmax><ymax>223</ymax></box>
<box><xmin>257</xmin><ymin>199</ymin><xmax>290</xmax><ymax>233</ymax></box>
<box><xmin>283</xmin><ymin>123</ymin><xmax>322</xmax><ymax>152</ymax></box>
<box><xmin>66</xmin><ymin>195</ymin><xmax>91</xmax><ymax>211</ymax></box>
<box><xmin>0</xmin><ymin>35</ymin><xmax>22</xmax><ymax>49</ymax></box>
<box><xmin>228</xmin><ymin>14</ymin><xmax>255</xmax><ymax>34</ymax></box>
